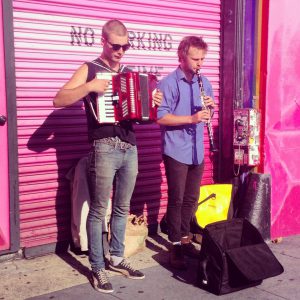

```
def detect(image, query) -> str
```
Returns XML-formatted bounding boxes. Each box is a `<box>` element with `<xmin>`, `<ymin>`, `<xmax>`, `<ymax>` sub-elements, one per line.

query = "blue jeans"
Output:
<box><xmin>86</xmin><ymin>140</ymin><xmax>138</xmax><ymax>271</ymax></box>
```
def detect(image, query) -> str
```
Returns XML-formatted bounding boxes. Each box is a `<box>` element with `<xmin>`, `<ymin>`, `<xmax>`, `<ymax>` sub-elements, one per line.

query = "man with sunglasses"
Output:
<box><xmin>54</xmin><ymin>19</ymin><xmax>162</xmax><ymax>294</ymax></box>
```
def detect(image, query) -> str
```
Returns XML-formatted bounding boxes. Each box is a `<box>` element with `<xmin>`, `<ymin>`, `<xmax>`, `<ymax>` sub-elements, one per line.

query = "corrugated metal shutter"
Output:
<box><xmin>12</xmin><ymin>0</ymin><xmax>221</xmax><ymax>248</ymax></box>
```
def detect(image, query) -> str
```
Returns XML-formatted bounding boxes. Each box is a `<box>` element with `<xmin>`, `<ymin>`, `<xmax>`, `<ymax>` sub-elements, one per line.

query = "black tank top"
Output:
<box><xmin>83</xmin><ymin>58</ymin><xmax>136</xmax><ymax>145</ymax></box>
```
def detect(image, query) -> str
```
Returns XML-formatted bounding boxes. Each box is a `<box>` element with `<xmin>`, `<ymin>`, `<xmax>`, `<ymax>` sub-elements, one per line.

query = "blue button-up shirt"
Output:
<box><xmin>157</xmin><ymin>67</ymin><xmax>214</xmax><ymax>165</ymax></box>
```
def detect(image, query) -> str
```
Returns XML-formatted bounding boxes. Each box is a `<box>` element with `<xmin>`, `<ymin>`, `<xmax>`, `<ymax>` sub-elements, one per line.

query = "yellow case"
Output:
<box><xmin>195</xmin><ymin>184</ymin><xmax>233</xmax><ymax>228</ymax></box>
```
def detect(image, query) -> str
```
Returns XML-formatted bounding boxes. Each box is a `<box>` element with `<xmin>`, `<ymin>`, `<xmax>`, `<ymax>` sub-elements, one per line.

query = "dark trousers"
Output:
<box><xmin>163</xmin><ymin>155</ymin><xmax>204</xmax><ymax>242</ymax></box>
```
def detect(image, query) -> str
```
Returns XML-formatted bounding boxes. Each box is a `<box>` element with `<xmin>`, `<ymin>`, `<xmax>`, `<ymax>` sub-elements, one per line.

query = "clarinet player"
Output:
<box><xmin>157</xmin><ymin>36</ymin><xmax>215</xmax><ymax>270</ymax></box>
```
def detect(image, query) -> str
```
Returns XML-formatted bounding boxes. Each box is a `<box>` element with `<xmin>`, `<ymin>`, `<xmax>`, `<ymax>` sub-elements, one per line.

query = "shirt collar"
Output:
<box><xmin>175</xmin><ymin>66</ymin><xmax>198</xmax><ymax>83</ymax></box>
<box><xmin>95</xmin><ymin>57</ymin><xmax>124</xmax><ymax>73</ymax></box>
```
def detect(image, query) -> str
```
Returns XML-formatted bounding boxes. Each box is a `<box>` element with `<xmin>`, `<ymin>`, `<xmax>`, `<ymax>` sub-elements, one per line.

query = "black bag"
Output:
<box><xmin>197</xmin><ymin>218</ymin><xmax>284</xmax><ymax>295</ymax></box>
<box><xmin>235</xmin><ymin>173</ymin><xmax>271</xmax><ymax>240</ymax></box>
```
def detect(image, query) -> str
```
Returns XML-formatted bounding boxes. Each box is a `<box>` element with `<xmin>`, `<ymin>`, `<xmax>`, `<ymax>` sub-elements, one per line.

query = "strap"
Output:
<box><xmin>86</xmin><ymin>94</ymin><xmax>99</xmax><ymax>123</ymax></box>
<box><xmin>84</xmin><ymin>62</ymin><xmax>99</xmax><ymax>123</ymax></box>
<box><xmin>197</xmin><ymin>193</ymin><xmax>216</xmax><ymax>207</ymax></box>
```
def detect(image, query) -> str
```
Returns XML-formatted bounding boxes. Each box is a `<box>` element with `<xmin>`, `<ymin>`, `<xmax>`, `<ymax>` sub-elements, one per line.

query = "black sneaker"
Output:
<box><xmin>109</xmin><ymin>259</ymin><xmax>145</xmax><ymax>279</ymax></box>
<box><xmin>91</xmin><ymin>269</ymin><xmax>114</xmax><ymax>293</ymax></box>
<box><xmin>182</xmin><ymin>242</ymin><xmax>200</xmax><ymax>258</ymax></box>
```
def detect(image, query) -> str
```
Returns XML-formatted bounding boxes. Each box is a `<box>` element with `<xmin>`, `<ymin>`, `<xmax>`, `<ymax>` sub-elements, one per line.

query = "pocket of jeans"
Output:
<box><xmin>127</xmin><ymin>145</ymin><xmax>137</xmax><ymax>153</ymax></box>
<box><xmin>127</xmin><ymin>145</ymin><xmax>138</xmax><ymax>158</ymax></box>
<box><xmin>94</xmin><ymin>142</ymin><xmax>115</xmax><ymax>153</ymax></box>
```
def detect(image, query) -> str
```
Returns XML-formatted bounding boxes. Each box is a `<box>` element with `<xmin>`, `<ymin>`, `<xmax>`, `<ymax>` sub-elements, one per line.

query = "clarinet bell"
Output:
<box><xmin>210</xmin><ymin>146</ymin><xmax>218</xmax><ymax>153</ymax></box>
<box><xmin>209</xmin><ymin>141</ymin><xmax>218</xmax><ymax>153</ymax></box>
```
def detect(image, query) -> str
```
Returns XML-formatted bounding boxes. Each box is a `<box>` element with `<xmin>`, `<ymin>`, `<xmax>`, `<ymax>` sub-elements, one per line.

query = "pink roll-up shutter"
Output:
<box><xmin>12</xmin><ymin>0</ymin><xmax>221</xmax><ymax>248</ymax></box>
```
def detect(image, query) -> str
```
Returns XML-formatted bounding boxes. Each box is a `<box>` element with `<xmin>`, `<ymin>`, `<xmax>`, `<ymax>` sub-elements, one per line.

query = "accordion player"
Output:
<box><xmin>91</xmin><ymin>72</ymin><xmax>158</xmax><ymax>124</ymax></box>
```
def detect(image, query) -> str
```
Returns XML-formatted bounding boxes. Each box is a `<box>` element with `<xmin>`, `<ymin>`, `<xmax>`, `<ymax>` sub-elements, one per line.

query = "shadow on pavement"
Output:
<box><xmin>147</xmin><ymin>234</ymin><xmax>200</xmax><ymax>288</ymax></box>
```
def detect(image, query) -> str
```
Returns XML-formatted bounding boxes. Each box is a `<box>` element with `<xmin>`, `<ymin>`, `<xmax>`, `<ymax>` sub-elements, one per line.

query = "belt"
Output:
<box><xmin>96</xmin><ymin>137</ymin><xmax>133</xmax><ymax>150</ymax></box>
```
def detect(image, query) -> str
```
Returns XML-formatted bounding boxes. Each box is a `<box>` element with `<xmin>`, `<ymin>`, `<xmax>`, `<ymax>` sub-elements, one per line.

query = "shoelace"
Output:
<box><xmin>121</xmin><ymin>260</ymin><xmax>136</xmax><ymax>272</ymax></box>
<box><xmin>96</xmin><ymin>269</ymin><xmax>109</xmax><ymax>284</ymax></box>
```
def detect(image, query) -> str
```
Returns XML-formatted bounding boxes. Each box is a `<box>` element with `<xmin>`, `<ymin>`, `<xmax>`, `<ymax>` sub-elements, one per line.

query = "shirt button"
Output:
<box><xmin>187</xmin><ymin>128</ymin><xmax>195</xmax><ymax>135</ymax></box>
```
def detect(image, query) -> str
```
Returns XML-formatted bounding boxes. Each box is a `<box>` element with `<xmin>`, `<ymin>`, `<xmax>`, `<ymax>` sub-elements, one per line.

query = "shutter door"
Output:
<box><xmin>12</xmin><ymin>0</ymin><xmax>221</xmax><ymax>248</ymax></box>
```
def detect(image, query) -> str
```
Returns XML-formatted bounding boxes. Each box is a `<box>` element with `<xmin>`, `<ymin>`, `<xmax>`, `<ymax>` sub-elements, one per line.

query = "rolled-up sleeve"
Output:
<box><xmin>157</xmin><ymin>79</ymin><xmax>173</xmax><ymax>119</ymax></box>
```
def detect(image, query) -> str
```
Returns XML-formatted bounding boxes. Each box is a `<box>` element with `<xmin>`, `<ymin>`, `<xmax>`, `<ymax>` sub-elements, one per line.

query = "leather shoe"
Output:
<box><xmin>169</xmin><ymin>244</ymin><xmax>187</xmax><ymax>270</ymax></box>
<box><xmin>181</xmin><ymin>242</ymin><xmax>200</xmax><ymax>258</ymax></box>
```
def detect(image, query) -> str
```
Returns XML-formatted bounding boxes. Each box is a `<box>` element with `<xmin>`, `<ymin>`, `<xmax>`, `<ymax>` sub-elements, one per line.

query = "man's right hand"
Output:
<box><xmin>191</xmin><ymin>110</ymin><xmax>211</xmax><ymax>124</ymax></box>
<box><xmin>87</xmin><ymin>78</ymin><xmax>110</xmax><ymax>94</ymax></box>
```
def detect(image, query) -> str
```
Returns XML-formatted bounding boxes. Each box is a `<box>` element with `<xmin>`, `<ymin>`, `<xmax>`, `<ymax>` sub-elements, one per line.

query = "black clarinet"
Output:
<box><xmin>196</xmin><ymin>70</ymin><xmax>218</xmax><ymax>152</ymax></box>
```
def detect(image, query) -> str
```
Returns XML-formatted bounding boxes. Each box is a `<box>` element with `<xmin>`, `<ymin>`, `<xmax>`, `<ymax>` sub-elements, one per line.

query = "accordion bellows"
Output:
<box><xmin>94</xmin><ymin>72</ymin><xmax>157</xmax><ymax>124</ymax></box>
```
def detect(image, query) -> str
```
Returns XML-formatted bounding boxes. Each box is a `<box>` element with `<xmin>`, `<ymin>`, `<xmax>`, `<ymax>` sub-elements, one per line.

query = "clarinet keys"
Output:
<box><xmin>197</xmin><ymin>70</ymin><xmax>218</xmax><ymax>153</ymax></box>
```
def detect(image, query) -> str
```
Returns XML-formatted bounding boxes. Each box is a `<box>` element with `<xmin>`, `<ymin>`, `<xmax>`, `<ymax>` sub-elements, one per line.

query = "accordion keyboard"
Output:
<box><xmin>96</xmin><ymin>72</ymin><xmax>115</xmax><ymax>123</ymax></box>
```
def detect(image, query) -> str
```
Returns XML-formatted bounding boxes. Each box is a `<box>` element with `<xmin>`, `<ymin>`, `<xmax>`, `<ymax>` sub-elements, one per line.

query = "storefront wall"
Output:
<box><xmin>11</xmin><ymin>0</ymin><xmax>221</xmax><ymax>249</ymax></box>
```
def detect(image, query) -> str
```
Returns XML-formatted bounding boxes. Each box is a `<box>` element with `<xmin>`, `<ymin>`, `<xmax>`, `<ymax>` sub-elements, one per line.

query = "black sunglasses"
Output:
<box><xmin>106</xmin><ymin>40</ymin><xmax>131</xmax><ymax>52</ymax></box>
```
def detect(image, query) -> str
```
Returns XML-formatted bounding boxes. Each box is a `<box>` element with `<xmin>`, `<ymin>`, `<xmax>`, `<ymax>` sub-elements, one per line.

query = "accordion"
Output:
<box><xmin>92</xmin><ymin>72</ymin><xmax>157</xmax><ymax>124</ymax></box>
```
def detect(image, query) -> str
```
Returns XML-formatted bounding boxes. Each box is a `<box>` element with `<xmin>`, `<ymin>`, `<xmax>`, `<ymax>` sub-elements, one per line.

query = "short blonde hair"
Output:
<box><xmin>102</xmin><ymin>19</ymin><xmax>128</xmax><ymax>40</ymax></box>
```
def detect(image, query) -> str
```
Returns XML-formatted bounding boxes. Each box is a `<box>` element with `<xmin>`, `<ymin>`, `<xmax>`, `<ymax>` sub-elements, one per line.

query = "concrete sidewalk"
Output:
<box><xmin>0</xmin><ymin>233</ymin><xmax>299</xmax><ymax>300</ymax></box>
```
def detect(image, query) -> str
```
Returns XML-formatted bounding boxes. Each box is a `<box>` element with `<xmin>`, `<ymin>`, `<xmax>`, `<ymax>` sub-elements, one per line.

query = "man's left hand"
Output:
<box><xmin>153</xmin><ymin>89</ymin><xmax>163</xmax><ymax>107</ymax></box>
<box><xmin>203</xmin><ymin>96</ymin><xmax>215</xmax><ymax>109</ymax></box>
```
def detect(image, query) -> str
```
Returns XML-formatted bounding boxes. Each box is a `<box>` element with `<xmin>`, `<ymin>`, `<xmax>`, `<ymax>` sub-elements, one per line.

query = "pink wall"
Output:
<box><xmin>265</xmin><ymin>0</ymin><xmax>300</xmax><ymax>238</ymax></box>
<box><xmin>12</xmin><ymin>0</ymin><xmax>221</xmax><ymax>247</ymax></box>
<box><xmin>0</xmin><ymin>0</ymin><xmax>10</xmax><ymax>250</ymax></box>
